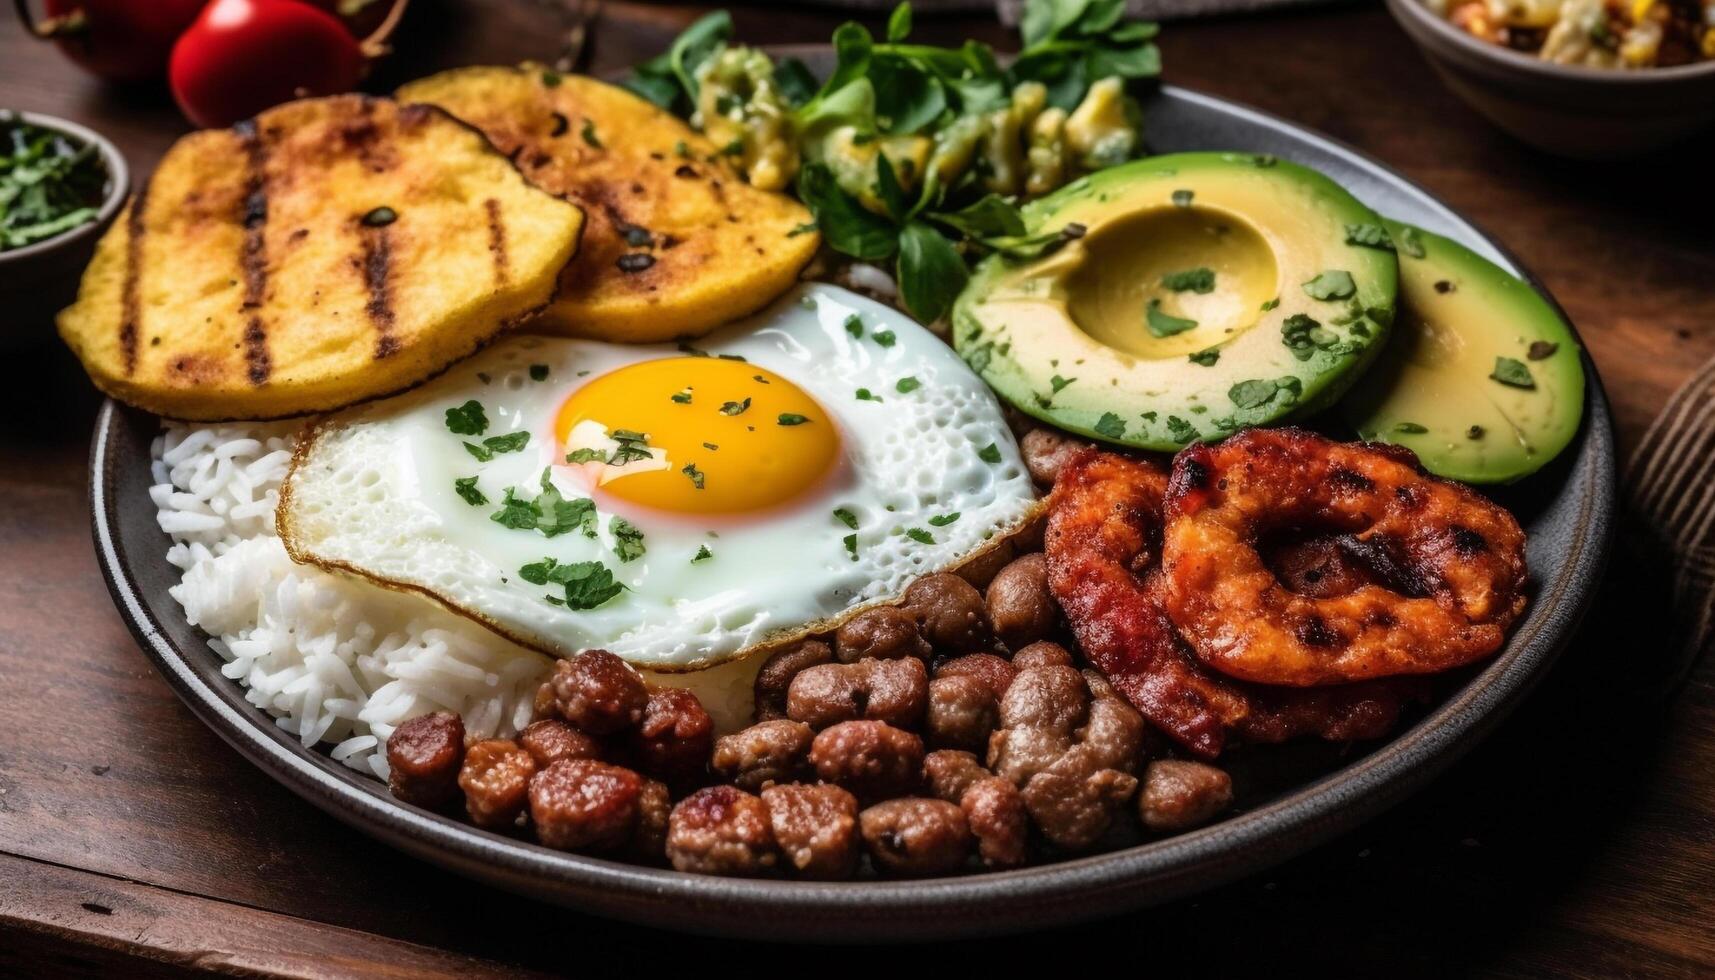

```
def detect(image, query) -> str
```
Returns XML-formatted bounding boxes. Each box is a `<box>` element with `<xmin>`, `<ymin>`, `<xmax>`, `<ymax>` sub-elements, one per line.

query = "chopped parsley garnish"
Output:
<box><xmin>463</xmin><ymin>430</ymin><xmax>529</xmax><ymax>462</ymax></box>
<box><xmin>1303</xmin><ymin>270</ymin><xmax>1357</xmax><ymax>301</ymax></box>
<box><xmin>692</xmin><ymin>544</ymin><xmax>713</xmax><ymax>563</ymax></box>
<box><xmin>928</xmin><ymin>512</ymin><xmax>961</xmax><ymax>527</ymax></box>
<box><xmin>607</xmin><ymin>429</ymin><xmax>654</xmax><ymax>466</ymax></box>
<box><xmin>1527</xmin><ymin>340</ymin><xmax>1559</xmax><ymax>360</ymax></box>
<box><xmin>492</xmin><ymin>470</ymin><xmax>597</xmax><ymax>538</ymax></box>
<box><xmin>580</xmin><ymin>119</ymin><xmax>602</xmax><ymax>148</ymax></box>
<box><xmin>682</xmin><ymin>462</ymin><xmax>706</xmax><ymax>489</ymax></box>
<box><xmin>1171</xmin><ymin>189</ymin><xmax>1194</xmax><ymax>207</ymax></box>
<box><xmin>844</xmin><ymin>314</ymin><xmax>864</xmax><ymax>338</ymax></box>
<box><xmin>702</xmin><ymin>442</ymin><xmax>719</xmax><ymax>451</ymax></box>
<box><xmin>671</xmin><ymin>388</ymin><xmax>693</xmax><ymax>404</ymax></box>
<box><xmin>1490</xmin><ymin>357</ymin><xmax>1535</xmax><ymax>389</ymax></box>
<box><xmin>519</xmin><ymin>558</ymin><xmax>624</xmax><ymax>610</ymax></box>
<box><xmin>856</xmin><ymin>388</ymin><xmax>881</xmax><ymax>402</ymax></box>
<box><xmin>978</xmin><ymin>443</ymin><xmax>1003</xmax><ymax>464</ymax></box>
<box><xmin>1049</xmin><ymin>375</ymin><xmax>1075</xmax><ymax>393</ymax></box>
<box><xmin>905</xmin><ymin>528</ymin><xmax>935</xmax><ymax>545</ymax></box>
<box><xmin>778</xmin><ymin>413</ymin><xmax>810</xmax><ymax>425</ymax></box>
<box><xmin>895</xmin><ymin>376</ymin><xmax>922</xmax><ymax>394</ymax></box>
<box><xmin>1345</xmin><ymin>223</ymin><xmax>1395</xmax><ymax>251</ymax></box>
<box><xmin>1261</xmin><ymin>297</ymin><xmax>1280</xmax><ymax>312</ymax></box>
<box><xmin>720</xmin><ymin>397</ymin><xmax>752</xmax><ymax>416</ymax></box>
<box><xmin>529</xmin><ymin>364</ymin><xmax>549</xmax><ymax>381</ymax></box>
<box><xmin>1393</xmin><ymin>422</ymin><xmax>1429</xmax><ymax>434</ymax></box>
<box><xmin>0</xmin><ymin>118</ymin><xmax>105</xmax><ymax>251</ymax></box>
<box><xmin>788</xmin><ymin>222</ymin><xmax>817</xmax><ymax>238</ymax></box>
<box><xmin>873</xmin><ymin>330</ymin><xmax>897</xmax><ymax>348</ymax></box>
<box><xmin>1165</xmin><ymin>415</ymin><xmax>1199</xmax><ymax>443</ymax></box>
<box><xmin>1160</xmin><ymin>267</ymin><xmax>1216</xmax><ymax>294</ymax></box>
<box><xmin>842</xmin><ymin>533</ymin><xmax>858</xmax><ymax>560</ymax></box>
<box><xmin>444</xmin><ymin>399</ymin><xmax>488</xmax><ymax>435</ymax></box>
<box><xmin>1146</xmin><ymin>299</ymin><xmax>1197</xmax><ymax>338</ymax></box>
<box><xmin>361</xmin><ymin>206</ymin><xmax>397</xmax><ymax>228</ymax></box>
<box><xmin>753</xmin><ymin>375</ymin><xmax>770</xmax><ymax>385</ymax></box>
<box><xmin>1228</xmin><ymin>376</ymin><xmax>1303</xmax><ymax>410</ymax></box>
<box><xmin>453</xmin><ymin>476</ymin><xmax>486</xmax><ymax>506</ymax></box>
<box><xmin>1281</xmin><ymin>313</ymin><xmax>1344</xmax><ymax>361</ymax></box>
<box><xmin>833</xmin><ymin>507</ymin><xmax>859</xmax><ymax>529</ymax></box>
<box><xmin>1094</xmin><ymin>412</ymin><xmax>1127</xmax><ymax>439</ymax></box>
<box><xmin>541</xmin><ymin>69</ymin><xmax>562</xmax><ymax>87</ymax></box>
<box><xmin>566</xmin><ymin>447</ymin><xmax>609</xmax><ymax>464</ymax></box>
<box><xmin>1188</xmin><ymin>347</ymin><xmax>1220</xmax><ymax>366</ymax></box>
<box><xmin>610</xmin><ymin>517</ymin><xmax>646</xmax><ymax>562</ymax></box>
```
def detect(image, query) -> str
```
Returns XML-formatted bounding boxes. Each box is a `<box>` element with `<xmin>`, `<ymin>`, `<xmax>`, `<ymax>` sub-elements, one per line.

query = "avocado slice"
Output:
<box><xmin>952</xmin><ymin>152</ymin><xmax>1398</xmax><ymax>450</ymax></box>
<box><xmin>1341</xmin><ymin>222</ymin><xmax>1584</xmax><ymax>484</ymax></box>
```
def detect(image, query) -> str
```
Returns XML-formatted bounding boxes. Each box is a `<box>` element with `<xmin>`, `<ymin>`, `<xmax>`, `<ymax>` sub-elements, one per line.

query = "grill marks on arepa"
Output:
<box><xmin>56</xmin><ymin>94</ymin><xmax>585</xmax><ymax>421</ymax></box>
<box><xmin>236</xmin><ymin>119</ymin><xmax>273</xmax><ymax>385</ymax></box>
<box><xmin>398</xmin><ymin>67</ymin><xmax>819</xmax><ymax>343</ymax></box>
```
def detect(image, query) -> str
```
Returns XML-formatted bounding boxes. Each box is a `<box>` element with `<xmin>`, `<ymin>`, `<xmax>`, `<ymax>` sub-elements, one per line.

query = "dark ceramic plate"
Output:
<box><xmin>88</xmin><ymin>70</ymin><xmax>1616</xmax><ymax>941</ymax></box>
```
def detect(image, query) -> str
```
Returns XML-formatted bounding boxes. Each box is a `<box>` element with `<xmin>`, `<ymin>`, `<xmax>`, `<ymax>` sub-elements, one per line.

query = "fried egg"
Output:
<box><xmin>280</xmin><ymin>284</ymin><xmax>1038</xmax><ymax>670</ymax></box>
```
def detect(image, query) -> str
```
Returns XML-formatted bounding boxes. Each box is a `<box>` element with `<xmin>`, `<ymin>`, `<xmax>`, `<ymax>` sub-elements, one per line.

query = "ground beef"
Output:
<box><xmin>787</xmin><ymin>656</ymin><xmax>928</xmax><ymax>729</ymax></box>
<box><xmin>902</xmin><ymin>573</ymin><xmax>994</xmax><ymax>655</ymax></box>
<box><xmin>1139</xmin><ymin>759</ymin><xmax>1234</xmax><ymax>833</ymax></box>
<box><xmin>924</xmin><ymin>675</ymin><xmax>999</xmax><ymax>752</ymax></box>
<box><xmin>458</xmin><ymin>739</ymin><xmax>537</xmax><ymax>830</ymax></box>
<box><xmin>710</xmin><ymin>719</ymin><xmax>814</xmax><ymax>791</ymax></box>
<box><xmin>762</xmin><ymin>782</ymin><xmax>861</xmax><ymax>880</ymax></box>
<box><xmin>550</xmin><ymin>650</ymin><xmax>648</xmax><ymax>735</ymax></box>
<box><xmin>1011</xmin><ymin>641</ymin><xmax>1076</xmax><ymax>670</ymax></box>
<box><xmin>859</xmin><ymin>798</ymin><xmax>972</xmax><ymax>876</ymax></box>
<box><xmin>628</xmin><ymin>686</ymin><xmax>714</xmax><ymax>784</ymax></box>
<box><xmin>934</xmin><ymin>653</ymin><xmax>1017</xmax><ymax>700</ymax></box>
<box><xmin>923</xmin><ymin>749</ymin><xmax>992</xmax><ymax>804</ymax></box>
<box><xmin>834</xmin><ymin>606</ymin><xmax>932</xmax><ymax>663</ymax></box>
<box><xmin>809</xmin><ymin>720</ymin><xmax>924</xmax><ymax>802</ymax></box>
<box><xmin>518</xmin><ymin>719</ymin><xmax>602</xmax><ymax>767</ymax></box>
<box><xmin>961</xmin><ymin>776</ymin><xmax>1028</xmax><ymax>868</ymax></box>
<box><xmin>753</xmin><ymin>640</ymin><xmax>833</xmax><ymax>722</ymax></box>
<box><xmin>985</xmin><ymin>554</ymin><xmax>1058</xmax><ymax>649</ymax></box>
<box><xmin>666</xmin><ymin>785</ymin><xmax>778</xmax><ymax>876</ymax></box>
<box><xmin>529</xmin><ymin>759</ymin><xmax>643</xmax><ymax>852</ymax></box>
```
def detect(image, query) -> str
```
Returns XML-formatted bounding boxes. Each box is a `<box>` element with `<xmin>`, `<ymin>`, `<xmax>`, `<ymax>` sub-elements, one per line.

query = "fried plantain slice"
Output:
<box><xmin>57</xmin><ymin>94</ymin><xmax>585</xmax><ymax>421</ymax></box>
<box><xmin>398</xmin><ymin>66</ymin><xmax>819</xmax><ymax>344</ymax></box>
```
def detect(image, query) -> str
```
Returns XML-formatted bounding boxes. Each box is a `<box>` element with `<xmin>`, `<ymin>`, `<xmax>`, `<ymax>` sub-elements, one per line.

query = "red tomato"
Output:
<box><xmin>168</xmin><ymin>0</ymin><xmax>365</xmax><ymax>129</ymax></box>
<box><xmin>38</xmin><ymin>0</ymin><xmax>209</xmax><ymax>83</ymax></box>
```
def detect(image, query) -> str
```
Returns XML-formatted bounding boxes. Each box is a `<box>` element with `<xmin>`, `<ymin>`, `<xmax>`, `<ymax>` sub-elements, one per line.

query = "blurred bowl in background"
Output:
<box><xmin>0</xmin><ymin>112</ymin><xmax>128</xmax><ymax>350</ymax></box>
<box><xmin>1387</xmin><ymin>0</ymin><xmax>1715</xmax><ymax>159</ymax></box>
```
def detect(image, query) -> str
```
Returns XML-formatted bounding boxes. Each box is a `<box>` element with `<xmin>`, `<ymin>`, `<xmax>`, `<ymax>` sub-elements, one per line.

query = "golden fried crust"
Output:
<box><xmin>56</xmin><ymin>95</ymin><xmax>585</xmax><ymax>421</ymax></box>
<box><xmin>398</xmin><ymin>67</ymin><xmax>820</xmax><ymax>344</ymax></box>
<box><xmin>1161</xmin><ymin>428</ymin><xmax>1528</xmax><ymax>687</ymax></box>
<box><xmin>1045</xmin><ymin>448</ymin><xmax>1421</xmax><ymax>759</ymax></box>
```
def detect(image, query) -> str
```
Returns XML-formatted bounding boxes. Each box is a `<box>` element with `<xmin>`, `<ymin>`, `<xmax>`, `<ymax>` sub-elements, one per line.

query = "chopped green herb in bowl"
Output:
<box><xmin>1</xmin><ymin>113</ymin><xmax>111</xmax><ymax>253</ymax></box>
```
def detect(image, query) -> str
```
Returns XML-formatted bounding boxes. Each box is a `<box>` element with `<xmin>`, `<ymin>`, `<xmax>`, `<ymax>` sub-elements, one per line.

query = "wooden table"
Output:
<box><xmin>3</xmin><ymin>1</ymin><xmax>1712</xmax><ymax>974</ymax></box>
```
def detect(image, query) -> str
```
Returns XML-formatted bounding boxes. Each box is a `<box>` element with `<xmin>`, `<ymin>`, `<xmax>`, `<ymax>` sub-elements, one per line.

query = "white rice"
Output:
<box><xmin>152</xmin><ymin>422</ymin><xmax>553</xmax><ymax>781</ymax></box>
<box><xmin>151</xmin><ymin>421</ymin><xmax>764</xmax><ymax>781</ymax></box>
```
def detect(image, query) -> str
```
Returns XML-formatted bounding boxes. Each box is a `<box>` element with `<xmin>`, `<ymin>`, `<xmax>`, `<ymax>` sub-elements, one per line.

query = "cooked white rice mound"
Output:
<box><xmin>152</xmin><ymin>423</ymin><xmax>759</xmax><ymax>781</ymax></box>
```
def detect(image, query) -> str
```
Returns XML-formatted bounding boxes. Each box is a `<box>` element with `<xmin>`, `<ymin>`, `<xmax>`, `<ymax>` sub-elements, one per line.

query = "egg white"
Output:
<box><xmin>279</xmin><ymin>284</ymin><xmax>1038</xmax><ymax>669</ymax></box>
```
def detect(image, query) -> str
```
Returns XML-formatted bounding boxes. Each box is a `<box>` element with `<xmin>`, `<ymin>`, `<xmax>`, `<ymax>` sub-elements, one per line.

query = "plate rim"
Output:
<box><xmin>85</xmin><ymin>77</ymin><xmax>1618</xmax><ymax>942</ymax></box>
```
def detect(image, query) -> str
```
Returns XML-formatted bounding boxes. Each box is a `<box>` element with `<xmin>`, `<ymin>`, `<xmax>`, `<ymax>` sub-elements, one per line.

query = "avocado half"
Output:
<box><xmin>951</xmin><ymin>152</ymin><xmax>1399</xmax><ymax>450</ymax></box>
<box><xmin>1341</xmin><ymin>222</ymin><xmax>1585</xmax><ymax>484</ymax></box>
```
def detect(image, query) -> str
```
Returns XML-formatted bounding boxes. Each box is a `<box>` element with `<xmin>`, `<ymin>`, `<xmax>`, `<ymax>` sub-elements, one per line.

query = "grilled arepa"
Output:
<box><xmin>397</xmin><ymin>67</ymin><xmax>819</xmax><ymax>343</ymax></box>
<box><xmin>57</xmin><ymin>95</ymin><xmax>585</xmax><ymax>420</ymax></box>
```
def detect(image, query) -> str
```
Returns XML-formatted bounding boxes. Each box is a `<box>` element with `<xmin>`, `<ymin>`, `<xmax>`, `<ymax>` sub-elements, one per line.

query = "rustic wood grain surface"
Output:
<box><xmin>1</xmin><ymin>1</ymin><xmax>1711</xmax><ymax>975</ymax></box>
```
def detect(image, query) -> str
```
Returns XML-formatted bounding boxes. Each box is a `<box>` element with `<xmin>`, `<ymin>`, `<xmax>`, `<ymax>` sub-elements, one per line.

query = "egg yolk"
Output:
<box><xmin>555</xmin><ymin>357</ymin><xmax>841</xmax><ymax>515</ymax></box>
